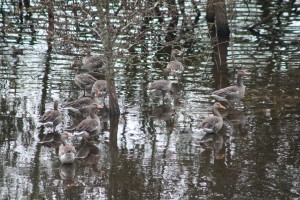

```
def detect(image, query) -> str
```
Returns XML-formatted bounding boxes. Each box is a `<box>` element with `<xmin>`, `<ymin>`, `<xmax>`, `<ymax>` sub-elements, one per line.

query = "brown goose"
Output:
<box><xmin>148</xmin><ymin>79</ymin><xmax>173</xmax><ymax>99</ymax></box>
<box><xmin>59</xmin><ymin>132</ymin><xmax>76</xmax><ymax>164</ymax></box>
<box><xmin>74</xmin><ymin>73</ymin><xmax>98</xmax><ymax>96</ymax></box>
<box><xmin>198</xmin><ymin>102</ymin><xmax>226</xmax><ymax>133</ymax></box>
<box><xmin>82</xmin><ymin>55</ymin><xmax>104</xmax><ymax>72</ymax></box>
<box><xmin>211</xmin><ymin>70</ymin><xmax>250</xmax><ymax>107</ymax></box>
<box><xmin>164</xmin><ymin>49</ymin><xmax>184</xmax><ymax>79</ymax></box>
<box><xmin>91</xmin><ymin>80</ymin><xmax>108</xmax><ymax>99</ymax></box>
<box><xmin>62</xmin><ymin>95</ymin><xmax>99</xmax><ymax>115</ymax></box>
<box><xmin>73</xmin><ymin>103</ymin><xmax>103</xmax><ymax>139</ymax></box>
<box><xmin>39</xmin><ymin>100</ymin><xmax>62</xmax><ymax>132</ymax></box>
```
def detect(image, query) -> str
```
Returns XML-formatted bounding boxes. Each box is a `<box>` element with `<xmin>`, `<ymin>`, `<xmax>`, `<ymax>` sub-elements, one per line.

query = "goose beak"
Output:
<box><xmin>219</xmin><ymin>104</ymin><xmax>226</xmax><ymax>109</ymax></box>
<box><xmin>97</xmin><ymin>104</ymin><xmax>104</xmax><ymax>109</ymax></box>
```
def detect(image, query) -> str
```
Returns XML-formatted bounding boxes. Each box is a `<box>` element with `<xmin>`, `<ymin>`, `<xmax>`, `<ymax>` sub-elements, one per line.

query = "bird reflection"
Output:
<box><xmin>170</xmin><ymin>82</ymin><xmax>182</xmax><ymax>106</ymax></box>
<box><xmin>224</xmin><ymin>108</ymin><xmax>247</xmax><ymax>135</ymax></box>
<box><xmin>38</xmin><ymin>132</ymin><xmax>62</xmax><ymax>150</ymax></box>
<box><xmin>148</xmin><ymin>81</ymin><xmax>182</xmax><ymax>104</ymax></box>
<box><xmin>199</xmin><ymin>132</ymin><xmax>224</xmax><ymax>159</ymax></box>
<box><xmin>76</xmin><ymin>142</ymin><xmax>101</xmax><ymax>165</ymax></box>
<box><xmin>150</xmin><ymin>104</ymin><xmax>174</xmax><ymax>121</ymax></box>
<box><xmin>59</xmin><ymin>163</ymin><xmax>76</xmax><ymax>187</ymax></box>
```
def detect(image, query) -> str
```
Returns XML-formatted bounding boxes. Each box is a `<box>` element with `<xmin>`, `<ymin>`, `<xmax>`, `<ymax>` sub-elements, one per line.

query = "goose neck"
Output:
<box><xmin>212</xmin><ymin>107</ymin><xmax>222</xmax><ymax>118</ymax></box>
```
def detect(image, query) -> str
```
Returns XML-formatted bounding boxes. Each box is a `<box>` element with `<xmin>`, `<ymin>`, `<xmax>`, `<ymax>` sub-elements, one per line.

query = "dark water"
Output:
<box><xmin>1</xmin><ymin>0</ymin><xmax>300</xmax><ymax>199</ymax></box>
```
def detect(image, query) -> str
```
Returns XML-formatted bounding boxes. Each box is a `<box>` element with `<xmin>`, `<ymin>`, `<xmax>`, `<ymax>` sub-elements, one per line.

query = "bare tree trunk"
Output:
<box><xmin>206</xmin><ymin>0</ymin><xmax>230</xmax><ymax>38</ymax></box>
<box><xmin>96</xmin><ymin>1</ymin><xmax>120</xmax><ymax>117</ymax></box>
<box><xmin>206</xmin><ymin>0</ymin><xmax>230</xmax><ymax>88</ymax></box>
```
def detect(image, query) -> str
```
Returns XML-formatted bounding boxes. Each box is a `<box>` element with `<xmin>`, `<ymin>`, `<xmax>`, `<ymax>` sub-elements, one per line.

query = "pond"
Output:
<box><xmin>1</xmin><ymin>0</ymin><xmax>300</xmax><ymax>199</ymax></box>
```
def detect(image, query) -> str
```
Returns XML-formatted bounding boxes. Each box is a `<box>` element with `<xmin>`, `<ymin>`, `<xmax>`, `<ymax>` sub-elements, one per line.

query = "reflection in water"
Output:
<box><xmin>76</xmin><ymin>142</ymin><xmax>101</xmax><ymax>165</ymax></box>
<box><xmin>1</xmin><ymin>0</ymin><xmax>300</xmax><ymax>199</ymax></box>
<box><xmin>200</xmin><ymin>132</ymin><xmax>224</xmax><ymax>159</ymax></box>
<box><xmin>224</xmin><ymin>108</ymin><xmax>247</xmax><ymax>135</ymax></box>
<box><xmin>60</xmin><ymin>163</ymin><xmax>76</xmax><ymax>182</ymax></box>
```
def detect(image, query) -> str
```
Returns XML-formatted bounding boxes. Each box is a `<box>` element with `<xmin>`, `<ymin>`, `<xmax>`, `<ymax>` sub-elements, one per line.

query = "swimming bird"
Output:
<box><xmin>211</xmin><ymin>70</ymin><xmax>250</xmax><ymax>107</ymax></box>
<box><xmin>164</xmin><ymin>49</ymin><xmax>184</xmax><ymax>79</ymax></box>
<box><xmin>74</xmin><ymin>73</ymin><xmax>98</xmax><ymax>96</ymax></box>
<box><xmin>39</xmin><ymin>100</ymin><xmax>62</xmax><ymax>132</ymax></box>
<box><xmin>72</xmin><ymin>103</ymin><xmax>103</xmax><ymax>139</ymax></box>
<box><xmin>59</xmin><ymin>132</ymin><xmax>76</xmax><ymax>164</ymax></box>
<box><xmin>197</xmin><ymin>102</ymin><xmax>226</xmax><ymax>133</ymax></box>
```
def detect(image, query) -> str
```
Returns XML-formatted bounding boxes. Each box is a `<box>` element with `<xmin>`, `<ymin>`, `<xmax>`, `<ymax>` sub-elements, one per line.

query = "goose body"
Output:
<box><xmin>211</xmin><ymin>70</ymin><xmax>250</xmax><ymax>106</ymax></box>
<box><xmin>63</xmin><ymin>95</ymin><xmax>98</xmax><ymax>115</ymax></box>
<box><xmin>164</xmin><ymin>49</ymin><xmax>184</xmax><ymax>78</ymax></box>
<box><xmin>148</xmin><ymin>80</ymin><xmax>172</xmax><ymax>98</ymax></box>
<box><xmin>82</xmin><ymin>55</ymin><xmax>104</xmax><ymax>72</ymax></box>
<box><xmin>198</xmin><ymin>102</ymin><xmax>226</xmax><ymax>133</ymax></box>
<box><xmin>39</xmin><ymin>100</ymin><xmax>62</xmax><ymax>131</ymax></box>
<box><xmin>73</xmin><ymin>104</ymin><xmax>103</xmax><ymax>138</ymax></box>
<box><xmin>59</xmin><ymin>133</ymin><xmax>76</xmax><ymax>164</ymax></box>
<box><xmin>92</xmin><ymin>80</ymin><xmax>108</xmax><ymax>99</ymax></box>
<box><xmin>74</xmin><ymin>73</ymin><xmax>97</xmax><ymax>96</ymax></box>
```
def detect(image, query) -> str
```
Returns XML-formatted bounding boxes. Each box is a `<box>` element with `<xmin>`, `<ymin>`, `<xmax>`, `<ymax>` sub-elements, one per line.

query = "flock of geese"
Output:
<box><xmin>38</xmin><ymin>53</ymin><xmax>107</xmax><ymax>164</ymax></box>
<box><xmin>38</xmin><ymin>48</ymin><xmax>250</xmax><ymax>164</ymax></box>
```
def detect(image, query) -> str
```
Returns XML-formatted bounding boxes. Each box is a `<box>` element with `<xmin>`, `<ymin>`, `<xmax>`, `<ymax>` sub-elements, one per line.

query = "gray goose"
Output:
<box><xmin>74</xmin><ymin>73</ymin><xmax>98</xmax><ymax>96</ymax></box>
<box><xmin>82</xmin><ymin>55</ymin><xmax>104</xmax><ymax>72</ymax></box>
<box><xmin>62</xmin><ymin>94</ymin><xmax>99</xmax><ymax>115</ymax></box>
<box><xmin>91</xmin><ymin>80</ymin><xmax>108</xmax><ymax>100</ymax></box>
<box><xmin>39</xmin><ymin>100</ymin><xmax>62</xmax><ymax>132</ymax></box>
<box><xmin>73</xmin><ymin>103</ymin><xmax>103</xmax><ymax>139</ymax></box>
<box><xmin>211</xmin><ymin>70</ymin><xmax>250</xmax><ymax>107</ymax></box>
<box><xmin>59</xmin><ymin>133</ymin><xmax>76</xmax><ymax>164</ymax></box>
<box><xmin>148</xmin><ymin>79</ymin><xmax>173</xmax><ymax>99</ymax></box>
<box><xmin>198</xmin><ymin>102</ymin><xmax>226</xmax><ymax>133</ymax></box>
<box><xmin>164</xmin><ymin>49</ymin><xmax>184</xmax><ymax>79</ymax></box>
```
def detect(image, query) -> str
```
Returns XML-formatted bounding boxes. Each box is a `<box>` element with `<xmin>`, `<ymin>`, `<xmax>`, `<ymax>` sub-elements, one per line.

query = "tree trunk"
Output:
<box><xmin>206</xmin><ymin>0</ymin><xmax>230</xmax><ymax>38</ymax></box>
<box><xmin>96</xmin><ymin>1</ymin><xmax>120</xmax><ymax>117</ymax></box>
<box><xmin>206</xmin><ymin>0</ymin><xmax>230</xmax><ymax>88</ymax></box>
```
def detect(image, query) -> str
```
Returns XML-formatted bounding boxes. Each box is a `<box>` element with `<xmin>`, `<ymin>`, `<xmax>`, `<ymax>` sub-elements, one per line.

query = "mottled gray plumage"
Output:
<box><xmin>73</xmin><ymin>104</ymin><xmax>103</xmax><ymax>138</ymax></box>
<box><xmin>82</xmin><ymin>55</ymin><xmax>104</xmax><ymax>72</ymax></box>
<box><xmin>63</xmin><ymin>95</ymin><xmax>98</xmax><ymax>115</ymax></box>
<box><xmin>198</xmin><ymin>102</ymin><xmax>226</xmax><ymax>133</ymax></box>
<box><xmin>148</xmin><ymin>79</ymin><xmax>172</xmax><ymax>98</ymax></box>
<box><xmin>74</xmin><ymin>73</ymin><xmax>97</xmax><ymax>96</ymax></box>
<box><xmin>92</xmin><ymin>80</ymin><xmax>107</xmax><ymax>99</ymax></box>
<box><xmin>164</xmin><ymin>49</ymin><xmax>184</xmax><ymax>78</ymax></box>
<box><xmin>211</xmin><ymin>70</ymin><xmax>250</xmax><ymax>107</ymax></box>
<box><xmin>59</xmin><ymin>133</ymin><xmax>76</xmax><ymax>164</ymax></box>
<box><xmin>39</xmin><ymin>100</ymin><xmax>62</xmax><ymax>131</ymax></box>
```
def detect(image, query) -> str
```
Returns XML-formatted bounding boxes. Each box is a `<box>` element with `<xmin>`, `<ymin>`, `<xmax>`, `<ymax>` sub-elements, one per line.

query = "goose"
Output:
<box><xmin>82</xmin><ymin>55</ymin><xmax>104</xmax><ymax>72</ymax></box>
<box><xmin>148</xmin><ymin>79</ymin><xmax>173</xmax><ymax>99</ymax></box>
<box><xmin>62</xmin><ymin>94</ymin><xmax>99</xmax><ymax>115</ymax></box>
<box><xmin>72</xmin><ymin>103</ymin><xmax>103</xmax><ymax>139</ymax></box>
<box><xmin>211</xmin><ymin>70</ymin><xmax>250</xmax><ymax>107</ymax></box>
<box><xmin>164</xmin><ymin>49</ymin><xmax>184</xmax><ymax>79</ymax></box>
<box><xmin>74</xmin><ymin>73</ymin><xmax>98</xmax><ymax>96</ymax></box>
<box><xmin>39</xmin><ymin>100</ymin><xmax>62</xmax><ymax>132</ymax></box>
<box><xmin>91</xmin><ymin>80</ymin><xmax>108</xmax><ymax>99</ymax></box>
<box><xmin>59</xmin><ymin>133</ymin><xmax>76</xmax><ymax>164</ymax></box>
<box><xmin>197</xmin><ymin>102</ymin><xmax>226</xmax><ymax>133</ymax></box>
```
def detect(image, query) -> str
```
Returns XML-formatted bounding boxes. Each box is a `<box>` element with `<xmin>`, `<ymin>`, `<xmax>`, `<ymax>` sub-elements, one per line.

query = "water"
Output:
<box><xmin>1</xmin><ymin>0</ymin><xmax>300</xmax><ymax>199</ymax></box>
